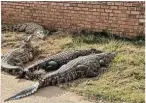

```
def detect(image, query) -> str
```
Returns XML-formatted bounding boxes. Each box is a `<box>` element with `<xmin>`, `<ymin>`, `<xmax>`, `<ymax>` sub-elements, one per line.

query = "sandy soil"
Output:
<box><xmin>1</xmin><ymin>74</ymin><xmax>96</xmax><ymax>103</ymax></box>
<box><xmin>1</xmin><ymin>31</ymin><xmax>95</xmax><ymax>103</ymax></box>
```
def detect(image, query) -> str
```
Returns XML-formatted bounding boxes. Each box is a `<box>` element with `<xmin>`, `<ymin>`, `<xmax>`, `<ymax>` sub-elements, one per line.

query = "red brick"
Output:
<box><xmin>1</xmin><ymin>1</ymin><xmax>144</xmax><ymax>37</ymax></box>
<box><xmin>100</xmin><ymin>5</ymin><xmax>109</xmax><ymax>9</ymax></box>
<box><xmin>113</xmin><ymin>10</ymin><xmax>121</xmax><ymax>13</ymax></box>
<box><xmin>92</xmin><ymin>5</ymin><xmax>100</xmax><ymax>9</ymax></box>
<box><xmin>107</xmin><ymin>2</ymin><xmax>115</xmax><ymax>6</ymax></box>
<box><xmin>84</xmin><ymin>11</ymin><xmax>92</xmax><ymax>15</ymax></box>
<box><xmin>114</xmin><ymin>2</ymin><xmax>123</xmax><ymax>6</ymax></box>
<box><xmin>78</xmin><ymin>4</ymin><xmax>85</xmax><ymax>7</ymax></box>
<box><xmin>110</xmin><ymin>6</ymin><xmax>118</xmax><ymax>9</ymax></box>
<box><xmin>81</xmin><ymin>8</ymin><xmax>88</xmax><ymax>11</ymax></box>
<box><xmin>109</xmin><ymin>13</ymin><xmax>114</xmax><ymax>16</ymax></box>
<box><xmin>105</xmin><ymin>9</ymin><xmax>112</xmax><ymax>13</ymax></box>
<box><xmin>123</xmin><ymin>2</ymin><xmax>133</xmax><ymax>6</ymax></box>
<box><xmin>92</xmin><ymin>12</ymin><xmax>100</xmax><ymax>16</ymax></box>
<box><xmin>118</xmin><ymin>13</ymin><xmax>127</xmax><ymax>17</ymax></box>
<box><xmin>96</xmin><ymin>9</ymin><xmax>104</xmax><ymax>12</ymax></box>
<box><xmin>89</xmin><ymin>8</ymin><xmax>96</xmax><ymax>12</ymax></box>
<box><xmin>139</xmin><ymin>19</ymin><xmax>145</xmax><ymax>23</ymax></box>
<box><xmin>131</xmin><ymin>11</ymin><xmax>139</xmax><ymax>15</ymax></box>
<box><xmin>118</xmin><ymin>6</ymin><xmax>127</xmax><ymax>10</ymax></box>
<box><xmin>74</xmin><ymin>7</ymin><xmax>81</xmax><ymax>11</ymax></box>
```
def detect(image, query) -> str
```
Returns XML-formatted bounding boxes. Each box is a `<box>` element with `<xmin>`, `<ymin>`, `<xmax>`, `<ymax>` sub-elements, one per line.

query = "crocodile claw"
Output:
<box><xmin>15</xmin><ymin>71</ymin><xmax>26</xmax><ymax>79</ymax></box>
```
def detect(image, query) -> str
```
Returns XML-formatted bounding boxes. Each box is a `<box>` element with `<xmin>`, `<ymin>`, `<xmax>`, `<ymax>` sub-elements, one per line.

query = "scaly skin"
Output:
<box><xmin>2</xmin><ymin>22</ymin><xmax>49</xmax><ymax>39</ymax></box>
<box><xmin>1</xmin><ymin>35</ymin><xmax>40</xmax><ymax>75</ymax></box>
<box><xmin>4</xmin><ymin>52</ymin><xmax>116</xmax><ymax>102</ymax></box>
<box><xmin>17</xmin><ymin>48</ymin><xmax>102</xmax><ymax>80</ymax></box>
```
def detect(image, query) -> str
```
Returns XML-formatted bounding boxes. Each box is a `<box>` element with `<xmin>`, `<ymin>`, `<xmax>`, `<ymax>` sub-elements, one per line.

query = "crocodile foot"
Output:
<box><xmin>15</xmin><ymin>71</ymin><xmax>26</xmax><ymax>79</ymax></box>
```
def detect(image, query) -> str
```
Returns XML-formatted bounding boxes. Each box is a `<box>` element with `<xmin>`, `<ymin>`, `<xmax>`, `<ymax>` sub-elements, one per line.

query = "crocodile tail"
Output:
<box><xmin>4</xmin><ymin>82</ymin><xmax>40</xmax><ymax>102</ymax></box>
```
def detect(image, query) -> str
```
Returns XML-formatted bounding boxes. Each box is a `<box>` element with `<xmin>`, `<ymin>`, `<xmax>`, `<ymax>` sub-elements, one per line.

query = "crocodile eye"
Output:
<box><xmin>99</xmin><ymin>59</ymin><xmax>104</xmax><ymax>65</ymax></box>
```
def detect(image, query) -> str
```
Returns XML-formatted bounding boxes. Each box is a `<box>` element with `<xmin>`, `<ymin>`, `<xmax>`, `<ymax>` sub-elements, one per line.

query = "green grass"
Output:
<box><xmin>59</xmin><ymin>34</ymin><xmax>145</xmax><ymax>103</ymax></box>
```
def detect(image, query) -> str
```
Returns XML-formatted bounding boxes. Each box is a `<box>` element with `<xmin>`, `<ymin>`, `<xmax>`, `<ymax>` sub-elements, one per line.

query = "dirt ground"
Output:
<box><xmin>1</xmin><ymin>31</ymin><xmax>97</xmax><ymax>103</ymax></box>
<box><xmin>1</xmin><ymin>74</ymin><xmax>96</xmax><ymax>103</ymax></box>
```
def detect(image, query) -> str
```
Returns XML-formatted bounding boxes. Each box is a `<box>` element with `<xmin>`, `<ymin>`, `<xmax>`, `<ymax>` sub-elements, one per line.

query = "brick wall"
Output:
<box><xmin>1</xmin><ymin>1</ymin><xmax>145</xmax><ymax>38</ymax></box>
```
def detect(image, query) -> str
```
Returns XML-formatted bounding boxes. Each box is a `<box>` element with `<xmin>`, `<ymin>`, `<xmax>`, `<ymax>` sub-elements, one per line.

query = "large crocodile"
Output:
<box><xmin>4</xmin><ymin>52</ymin><xmax>116</xmax><ymax>102</ymax></box>
<box><xmin>2</xmin><ymin>22</ymin><xmax>49</xmax><ymax>40</ymax></box>
<box><xmin>1</xmin><ymin>35</ymin><xmax>40</xmax><ymax>75</ymax></box>
<box><xmin>16</xmin><ymin>48</ymin><xmax>102</xmax><ymax>80</ymax></box>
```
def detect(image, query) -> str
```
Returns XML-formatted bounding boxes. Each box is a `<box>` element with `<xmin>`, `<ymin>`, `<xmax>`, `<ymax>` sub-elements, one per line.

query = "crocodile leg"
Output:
<box><xmin>86</xmin><ymin>68</ymin><xmax>99</xmax><ymax>77</ymax></box>
<box><xmin>13</xmin><ymin>57</ymin><xmax>23</xmax><ymax>67</ymax></box>
<box><xmin>75</xmin><ymin>65</ymin><xmax>99</xmax><ymax>78</ymax></box>
<box><xmin>18</xmin><ymin>23</ymin><xmax>28</xmax><ymax>32</ymax></box>
<box><xmin>15</xmin><ymin>72</ymin><xmax>26</xmax><ymax>79</ymax></box>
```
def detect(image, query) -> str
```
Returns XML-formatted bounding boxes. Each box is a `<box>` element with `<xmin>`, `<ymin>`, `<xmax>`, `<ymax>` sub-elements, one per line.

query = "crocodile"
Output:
<box><xmin>16</xmin><ymin>48</ymin><xmax>102</xmax><ymax>80</ymax></box>
<box><xmin>4</xmin><ymin>52</ymin><xmax>116</xmax><ymax>102</ymax></box>
<box><xmin>1</xmin><ymin>35</ymin><xmax>40</xmax><ymax>75</ymax></box>
<box><xmin>2</xmin><ymin>22</ymin><xmax>49</xmax><ymax>40</ymax></box>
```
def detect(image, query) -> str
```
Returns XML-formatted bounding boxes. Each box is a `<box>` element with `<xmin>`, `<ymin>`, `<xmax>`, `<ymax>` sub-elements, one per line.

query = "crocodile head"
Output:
<box><xmin>34</xmin><ymin>29</ymin><xmax>49</xmax><ymax>40</ymax></box>
<box><xmin>97</xmin><ymin>52</ymin><xmax>116</xmax><ymax>67</ymax></box>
